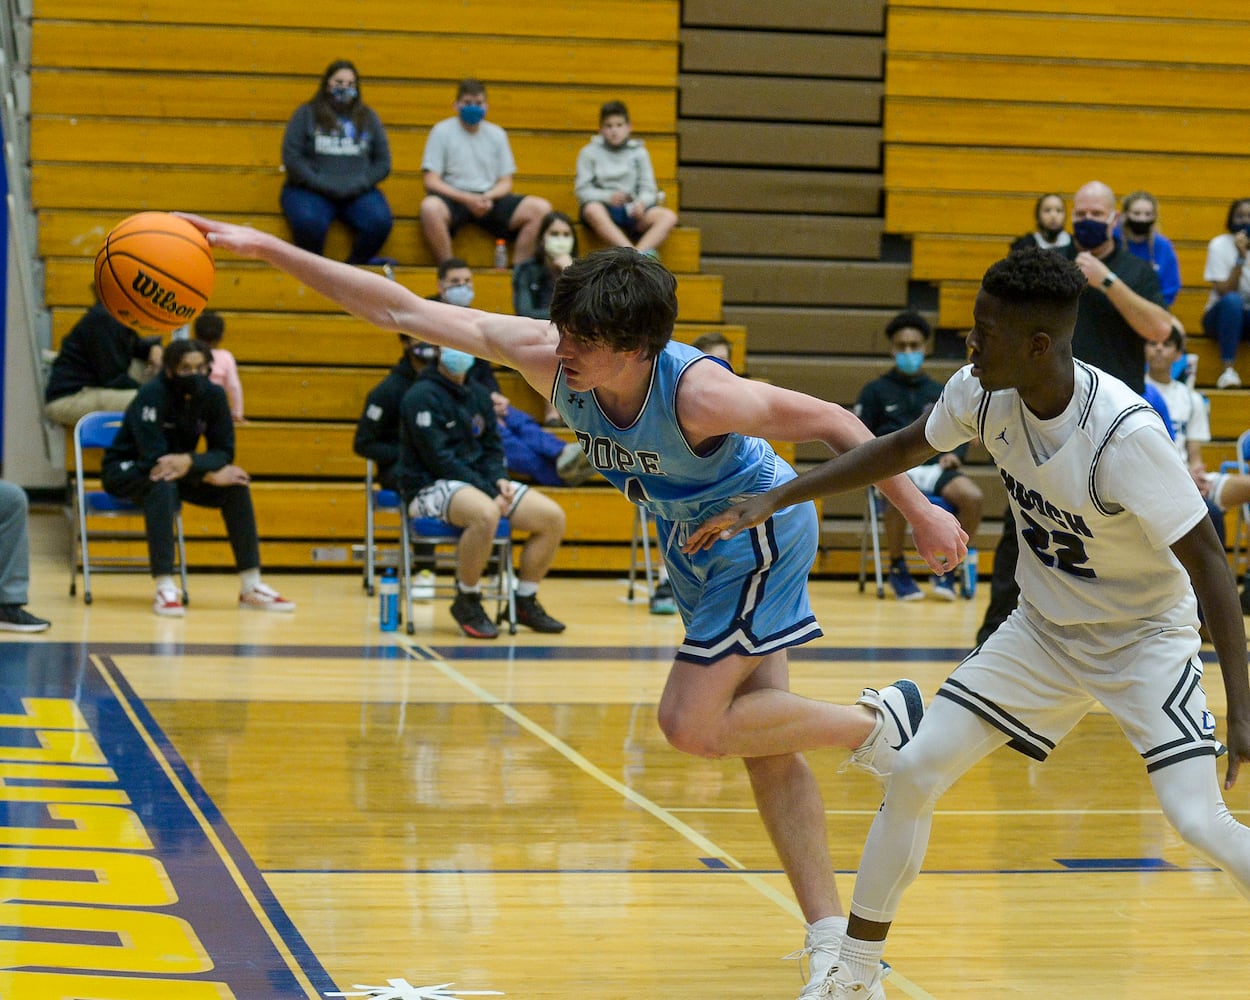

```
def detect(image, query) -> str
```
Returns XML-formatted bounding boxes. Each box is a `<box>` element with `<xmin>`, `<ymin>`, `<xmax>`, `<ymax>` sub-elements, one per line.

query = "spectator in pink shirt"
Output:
<box><xmin>195</xmin><ymin>311</ymin><xmax>244</xmax><ymax>423</ymax></box>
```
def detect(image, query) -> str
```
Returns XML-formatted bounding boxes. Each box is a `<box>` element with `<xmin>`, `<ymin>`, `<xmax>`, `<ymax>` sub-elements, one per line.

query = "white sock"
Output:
<box><xmin>515</xmin><ymin>579</ymin><xmax>539</xmax><ymax>598</ymax></box>
<box><xmin>154</xmin><ymin>574</ymin><xmax>176</xmax><ymax>593</ymax></box>
<box><xmin>838</xmin><ymin>933</ymin><xmax>886</xmax><ymax>986</ymax></box>
<box><xmin>807</xmin><ymin>913</ymin><xmax>848</xmax><ymax>944</ymax></box>
<box><xmin>457</xmin><ymin>580</ymin><xmax>481</xmax><ymax>595</ymax></box>
<box><xmin>239</xmin><ymin>568</ymin><xmax>261</xmax><ymax>592</ymax></box>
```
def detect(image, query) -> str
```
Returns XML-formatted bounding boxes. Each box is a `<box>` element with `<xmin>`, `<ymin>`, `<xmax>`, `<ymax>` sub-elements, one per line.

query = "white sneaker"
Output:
<box><xmin>844</xmin><ymin>679</ymin><xmax>924</xmax><ymax>783</ymax></box>
<box><xmin>410</xmin><ymin>569</ymin><xmax>436</xmax><ymax>600</ymax></box>
<box><xmin>153</xmin><ymin>586</ymin><xmax>185</xmax><ymax>618</ymax></box>
<box><xmin>1217</xmin><ymin>366</ymin><xmax>1242</xmax><ymax>389</ymax></box>
<box><xmin>819</xmin><ymin>963</ymin><xmax>885</xmax><ymax>999</ymax></box>
<box><xmin>790</xmin><ymin>924</ymin><xmax>841</xmax><ymax>999</ymax></box>
<box><xmin>239</xmin><ymin>582</ymin><xmax>295</xmax><ymax>612</ymax></box>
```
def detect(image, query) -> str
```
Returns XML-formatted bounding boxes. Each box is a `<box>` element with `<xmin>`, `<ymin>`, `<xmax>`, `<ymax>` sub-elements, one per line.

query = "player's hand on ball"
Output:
<box><xmin>174</xmin><ymin>213</ymin><xmax>266</xmax><ymax>259</ymax></box>
<box><xmin>682</xmin><ymin>494</ymin><xmax>777</xmax><ymax>553</ymax></box>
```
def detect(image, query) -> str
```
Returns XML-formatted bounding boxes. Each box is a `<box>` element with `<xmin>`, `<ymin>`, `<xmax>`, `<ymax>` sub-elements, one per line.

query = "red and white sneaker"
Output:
<box><xmin>238</xmin><ymin>583</ymin><xmax>295</xmax><ymax>613</ymax></box>
<box><xmin>153</xmin><ymin>586</ymin><xmax>185</xmax><ymax>618</ymax></box>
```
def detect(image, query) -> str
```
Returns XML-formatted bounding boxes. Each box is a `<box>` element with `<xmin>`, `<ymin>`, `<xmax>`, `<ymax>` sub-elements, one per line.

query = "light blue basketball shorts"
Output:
<box><xmin>655</xmin><ymin>499</ymin><xmax>823</xmax><ymax>665</ymax></box>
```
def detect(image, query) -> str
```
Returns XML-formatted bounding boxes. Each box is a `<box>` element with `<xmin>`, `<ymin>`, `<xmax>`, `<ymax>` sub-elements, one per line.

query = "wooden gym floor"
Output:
<box><xmin>4</xmin><ymin>508</ymin><xmax>1248</xmax><ymax>999</ymax></box>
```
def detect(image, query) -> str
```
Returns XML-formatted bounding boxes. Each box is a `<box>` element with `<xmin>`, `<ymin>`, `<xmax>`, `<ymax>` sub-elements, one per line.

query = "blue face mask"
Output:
<box><xmin>894</xmin><ymin>350</ymin><xmax>925</xmax><ymax>376</ymax></box>
<box><xmin>330</xmin><ymin>85</ymin><xmax>357</xmax><ymax>103</ymax></box>
<box><xmin>439</xmin><ymin>348</ymin><xmax>476</xmax><ymax>376</ymax></box>
<box><xmin>442</xmin><ymin>283</ymin><xmax>474</xmax><ymax>308</ymax></box>
<box><xmin>458</xmin><ymin>103</ymin><xmax>486</xmax><ymax>126</ymax></box>
<box><xmin>1072</xmin><ymin>217</ymin><xmax>1110</xmax><ymax>249</ymax></box>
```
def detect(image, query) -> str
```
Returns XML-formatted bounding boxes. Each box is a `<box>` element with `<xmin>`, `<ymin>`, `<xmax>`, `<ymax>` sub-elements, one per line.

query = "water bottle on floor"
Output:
<box><xmin>493</xmin><ymin>238</ymin><xmax>509</xmax><ymax>271</ymax></box>
<box><xmin>379</xmin><ymin>568</ymin><xmax>399</xmax><ymax>631</ymax></box>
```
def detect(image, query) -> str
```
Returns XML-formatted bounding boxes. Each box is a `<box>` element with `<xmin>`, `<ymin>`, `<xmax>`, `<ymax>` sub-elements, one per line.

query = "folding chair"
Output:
<box><xmin>858</xmin><ymin>484</ymin><xmax>967</xmax><ymax>599</ymax></box>
<box><xmin>399</xmin><ymin>514</ymin><xmax>517</xmax><ymax>635</ymax></box>
<box><xmin>362</xmin><ymin>459</ymin><xmax>404</xmax><ymax>596</ymax></box>
<box><xmin>627</xmin><ymin>505</ymin><xmax>659</xmax><ymax>603</ymax></box>
<box><xmin>70</xmin><ymin>410</ymin><xmax>188</xmax><ymax>605</ymax></box>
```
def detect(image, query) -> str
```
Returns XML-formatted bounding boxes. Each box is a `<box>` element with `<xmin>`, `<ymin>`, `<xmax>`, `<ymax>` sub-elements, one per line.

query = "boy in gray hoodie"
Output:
<box><xmin>574</xmin><ymin>100</ymin><xmax>677</xmax><ymax>258</ymax></box>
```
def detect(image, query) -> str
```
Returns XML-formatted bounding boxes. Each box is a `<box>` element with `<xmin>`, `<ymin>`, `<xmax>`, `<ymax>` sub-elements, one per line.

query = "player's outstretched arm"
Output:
<box><xmin>176</xmin><ymin>214</ymin><xmax>555</xmax><ymax>384</ymax></box>
<box><xmin>1172</xmin><ymin>520</ymin><xmax>1250</xmax><ymax>789</ymax></box>
<box><xmin>677</xmin><ymin>369</ymin><xmax>967</xmax><ymax>569</ymax></box>
<box><xmin>683</xmin><ymin>420</ymin><xmax>952</xmax><ymax>555</ymax></box>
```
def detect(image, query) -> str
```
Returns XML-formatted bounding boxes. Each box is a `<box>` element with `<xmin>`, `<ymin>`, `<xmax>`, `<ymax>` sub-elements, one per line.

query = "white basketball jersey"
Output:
<box><xmin>927</xmin><ymin>362</ymin><xmax>1207</xmax><ymax>626</ymax></box>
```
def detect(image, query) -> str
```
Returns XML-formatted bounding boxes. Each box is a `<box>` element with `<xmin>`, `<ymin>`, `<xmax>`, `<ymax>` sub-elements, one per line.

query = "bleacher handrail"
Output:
<box><xmin>0</xmin><ymin>0</ymin><xmax>55</xmax><ymax>463</ymax></box>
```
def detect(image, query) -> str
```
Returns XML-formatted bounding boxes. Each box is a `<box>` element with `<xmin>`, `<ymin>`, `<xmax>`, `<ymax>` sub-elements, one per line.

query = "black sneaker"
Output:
<box><xmin>450</xmin><ymin>591</ymin><xmax>499</xmax><ymax>639</ymax></box>
<box><xmin>649</xmin><ymin>581</ymin><xmax>677</xmax><ymax>615</ymax></box>
<box><xmin>515</xmin><ymin>594</ymin><xmax>566</xmax><ymax>633</ymax></box>
<box><xmin>0</xmin><ymin>605</ymin><xmax>50</xmax><ymax>633</ymax></box>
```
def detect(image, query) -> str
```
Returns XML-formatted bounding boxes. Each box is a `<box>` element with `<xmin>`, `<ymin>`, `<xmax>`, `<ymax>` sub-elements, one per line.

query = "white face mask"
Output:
<box><xmin>544</xmin><ymin>234</ymin><xmax>574</xmax><ymax>258</ymax></box>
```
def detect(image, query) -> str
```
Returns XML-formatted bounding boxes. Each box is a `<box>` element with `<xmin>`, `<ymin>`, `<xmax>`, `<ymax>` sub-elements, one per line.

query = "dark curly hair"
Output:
<box><xmin>549</xmin><ymin>247</ymin><xmax>676</xmax><ymax>359</ymax></box>
<box><xmin>983</xmin><ymin>247</ymin><xmax>1085</xmax><ymax>305</ymax></box>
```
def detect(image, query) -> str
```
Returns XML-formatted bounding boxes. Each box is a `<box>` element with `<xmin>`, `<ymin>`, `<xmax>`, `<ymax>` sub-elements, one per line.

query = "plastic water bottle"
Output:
<box><xmin>379</xmin><ymin>568</ymin><xmax>399</xmax><ymax>631</ymax></box>
<box><xmin>493</xmin><ymin>238</ymin><xmax>509</xmax><ymax>271</ymax></box>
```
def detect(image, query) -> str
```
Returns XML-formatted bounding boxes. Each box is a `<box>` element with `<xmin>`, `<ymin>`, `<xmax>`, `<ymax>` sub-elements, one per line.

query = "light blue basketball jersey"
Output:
<box><xmin>553</xmin><ymin>341</ymin><xmax>791</xmax><ymax>523</ymax></box>
<box><xmin>553</xmin><ymin>340</ymin><xmax>821</xmax><ymax>663</ymax></box>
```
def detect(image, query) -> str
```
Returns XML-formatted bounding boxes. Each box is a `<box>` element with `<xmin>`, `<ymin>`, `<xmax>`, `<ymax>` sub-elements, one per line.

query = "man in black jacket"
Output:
<box><xmin>354</xmin><ymin>334</ymin><xmax>437</xmax><ymax>490</ymax></box>
<box><xmin>397</xmin><ymin>345</ymin><xmax>567</xmax><ymax>638</ymax></box>
<box><xmin>102</xmin><ymin>339</ymin><xmax>294</xmax><ymax>618</ymax></box>
<box><xmin>44</xmin><ymin>299</ymin><xmax>163</xmax><ymax>427</ymax></box>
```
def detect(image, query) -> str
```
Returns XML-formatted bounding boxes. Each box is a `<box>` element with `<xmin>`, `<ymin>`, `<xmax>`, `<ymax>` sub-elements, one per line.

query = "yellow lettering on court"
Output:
<box><xmin>0</xmin><ymin>729</ymin><xmax>106</xmax><ymax>765</ymax></box>
<box><xmin>0</xmin><ymin>970</ymin><xmax>236</xmax><ymax>998</ymax></box>
<box><xmin>0</xmin><ymin>847</ymin><xmax>175</xmax><ymax>906</ymax></box>
<box><xmin>0</xmin><ymin>763</ymin><xmax>127</xmax><ymax>805</ymax></box>
<box><xmin>0</xmin><ymin>698</ymin><xmax>87</xmax><ymax>731</ymax></box>
<box><xmin>0</xmin><ymin>902</ymin><xmax>212</xmax><ymax>973</ymax></box>
<box><xmin>0</xmin><ymin>804</ymin><xmax>151</xmax><ymax>849</ymax></box>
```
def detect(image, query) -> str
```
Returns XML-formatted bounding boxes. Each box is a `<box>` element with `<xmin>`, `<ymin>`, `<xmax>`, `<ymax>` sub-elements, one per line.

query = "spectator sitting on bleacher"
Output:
<box><xmin>512</xmin><ymin>211</ymin><xmax>578</xmax><ymax>320</ymax></box>
<box><xmin>855</xmin><ymin>310</ymin><xmax>983</xmax><ymax>602</ymax></box>
<box><xmin>280</xmin><ymin>59</ymin><xmax>393</xmax><ymax>265</ymax></box>
<box><xmin>1120</xmin><ymin>190</ymin><xmax>1181</xmax><ymax>307</ymax></box>
<box><xmin>1203</xmin><ymin>197</ymin><xmax>1250</xmax><ymax>389</ymax></box>
<box><xmin>492</xmin><ymin>390</ymin><xmax>595</xmax><ymax>487</ymax></box>
<box><xmin>396</xmin><ymin>345</ymin><xmax>568</xmax><ymax>639</ymax></box>
<box><xmin>194</xmin><ymin>311</ymin><xmax>244</xmax><ymax>424</ymax></box>
<box><xmin>44</xmin><ymin>294</ymin><xmax>163</xmax><ymax>428</ymax></box>
<box><xmin>101</xmin><ymin>339</ymin><xmax>294</xmax><ymax>618</ymax></box>
<box><xmin>575</xmin><ymin>100</ymin><xmax>677</xmax><ymax>259</ymax></box>
<box><xmin>1009</xmin><ymin>192</ymin><xmax>1070</xmax><ymax>253</ymax></box>
<box><xmin>354</xmin><ymin>333</ymin><xmax>437</xmax><ymax>491</ymax></box>
<box><xmin>419</xmin><ymin>78</ymin><xmax>551</xmax><ymax>266</ymax></box>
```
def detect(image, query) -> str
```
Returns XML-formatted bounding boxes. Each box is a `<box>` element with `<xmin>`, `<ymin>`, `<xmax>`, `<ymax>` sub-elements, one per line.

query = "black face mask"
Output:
<box><xmin>1125</xmin><ymin>218</ymin><xmax>1154</xmax><ymax>237</ymax></box>
<box><xmin>170</xmin><ymin>373</ymin><xmax>208</xmax><ymax>397</ymax></box>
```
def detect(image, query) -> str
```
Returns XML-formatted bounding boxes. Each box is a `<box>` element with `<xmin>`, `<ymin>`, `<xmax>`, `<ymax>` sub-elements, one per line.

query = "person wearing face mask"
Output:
<box><xmin>1203</xmin><ymin>197</ymin><xmax>1250</xmax><ymax>389</ymax></box>
<box><xmin>1118</xmin><ymin>191</ymin><xmax>1180</xmax><ymax>307</ymax></box>
<box><xmin>101</xmin><ymin>339</ymin><xmax>294</xmax><ymax>617</ymax></box>
<box><xmin>854</xmin><ymin>311</ymin><xmax>982</xmax><ymax>601</ymax></box>
<box><xmin>418</xmin><ymin>78</ymin><xmax>552</xmax><ymax>265</ymax></box>
<box><xmin>280</xmin><ymin>59</ymin><xmax>393</xmax><ymax>265</ymax></box>
<box><xmin>512</xmin><ymin>211</ymin><xmax>579</xmax><ymax>321</ymax></box>
<box><xmin>1010</xmin><ymin>193</ymin><xmax>1071</xmax><ymax>253</ymax></box>
<box><xmin>975</xmin><ymin>179</ymin><xmax>1173</xmax><ymax>645</ymax></box>
<box><xmin>395</xmin><ymin>345</ymin><xmax>569</xmax><ymax>638</ymax></box>
<box><xmin>575</xmin><ymin>100</ymin><xmax>678</xmax><ymax>258</ymax></box>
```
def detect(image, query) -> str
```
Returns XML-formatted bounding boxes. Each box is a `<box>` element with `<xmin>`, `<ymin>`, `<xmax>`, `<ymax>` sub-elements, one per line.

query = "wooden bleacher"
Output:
<box><xmin>880</xmin><ymin>1</ymin><xmax>1250</xmax><ymax>564</ymax></box>
<box><xmin>32</xmin><ymin>0</ymin><xmax>752</xmax><ymax>573</ymax></box>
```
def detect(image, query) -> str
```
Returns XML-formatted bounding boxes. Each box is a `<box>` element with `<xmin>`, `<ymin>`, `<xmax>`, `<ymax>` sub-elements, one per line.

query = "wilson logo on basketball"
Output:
<box><xmin>130</xmin><ymin>268</ymin><xmax>199</xmax><ymax>320</ymax></box>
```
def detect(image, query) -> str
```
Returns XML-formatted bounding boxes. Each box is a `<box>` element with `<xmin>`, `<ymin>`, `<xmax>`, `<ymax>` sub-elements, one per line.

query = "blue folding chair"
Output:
<box><xmin>400</xmin><ymin>514</ymin><xmax>516</xmax><ymax>635</ymax></box>
<box><xmin>362</xmin><ymin>459</ymin><xmax>404</xmax><ymax>596</ymax></box>
<box><xmin>70</xmin><ymin>410</ymin><xmax>188</xmax><ymax>605</ymax></box>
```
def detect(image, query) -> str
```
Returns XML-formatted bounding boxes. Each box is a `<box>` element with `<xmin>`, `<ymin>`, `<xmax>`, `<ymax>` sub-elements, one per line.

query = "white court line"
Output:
<box><xmin>401</xmin><ymin>641</ymin><xmax>937</xmax><ymax>1000</ymax></box>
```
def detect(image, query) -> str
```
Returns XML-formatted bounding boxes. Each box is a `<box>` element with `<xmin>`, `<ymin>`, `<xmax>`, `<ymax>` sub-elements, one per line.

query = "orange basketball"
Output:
<box><xmin>94</xmin><ymin>212</ymin><xmax>215</xmax><ymax>334</ymax></box>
